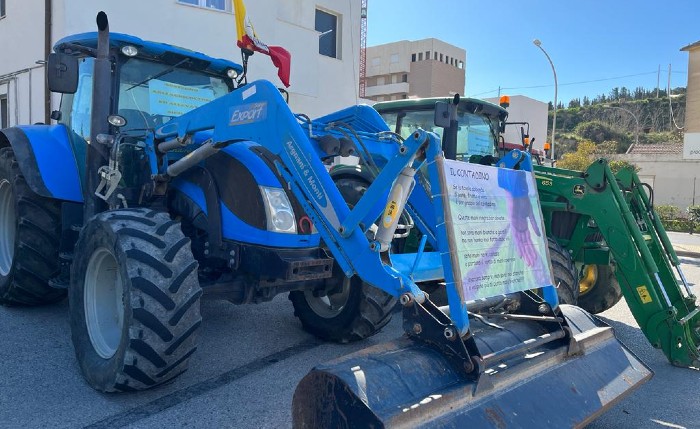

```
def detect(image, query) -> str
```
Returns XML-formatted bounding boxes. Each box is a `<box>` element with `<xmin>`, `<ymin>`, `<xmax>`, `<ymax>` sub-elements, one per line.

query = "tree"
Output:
<box><xmin>574</xmin><ymin>121</ymin><xmax>619</xmax><ymax>143</ymax></box>
<box><xmin>583</xmin><ymin>96</ymin><xmax>591</xmax><ymax>106</ymax></box>
<box><xmin>557</xmin><ymin>141</ymin><xmax>596</xmax><ymax>171</ymax></box>
<box><xmin>608</xmin><ymin>160</ymin><xmax>640</xmax><ymax>174</ymax></box>
<box><xmin>610</xmin><ymin>87</ymin><xmax>620</xmax><ymax>100</ymax></box>
<box><xmin>568</xmin><ymin>98</ymin><xmax>581</xmax><ymax>108</ymax></box>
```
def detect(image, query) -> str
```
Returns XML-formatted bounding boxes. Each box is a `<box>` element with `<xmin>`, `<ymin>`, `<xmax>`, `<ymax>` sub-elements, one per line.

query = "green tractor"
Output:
<box><xmin>370</xmin><ymin>96</ymin><xmax>700</xmax><ymax>368</ymax></box>
<box><xmin>373</xmin><ymin>97</ymin><xmax>616</xmax><ymax>313</ymax></box>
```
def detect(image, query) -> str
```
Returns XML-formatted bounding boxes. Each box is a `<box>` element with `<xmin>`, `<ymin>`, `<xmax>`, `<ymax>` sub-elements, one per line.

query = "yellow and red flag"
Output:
<box><xmin>233</xmin><ymin>0</ymin><xmax>291</xmax><ymax>87</ymax></box>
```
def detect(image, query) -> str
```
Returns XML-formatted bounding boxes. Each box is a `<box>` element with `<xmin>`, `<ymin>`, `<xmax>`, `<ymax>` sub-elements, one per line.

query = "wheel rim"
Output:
<box><xmin>579</xmin><ymin>265</ymin><xmax>598</xmax><ymax>296</ymax></box>
<box><xmin>84</xmin><ymin>247</ymin><xmax>124</xmax><ymax>359</ymax></box>
<box><xmin>304</xmin><ymin>278</ymin><xmax>351</xmax><ymax>318</ymax></box>
<box><xmin>0</xmin><ymin>179</ymin><xmax>16</xmax><ymax>276</ymax></box>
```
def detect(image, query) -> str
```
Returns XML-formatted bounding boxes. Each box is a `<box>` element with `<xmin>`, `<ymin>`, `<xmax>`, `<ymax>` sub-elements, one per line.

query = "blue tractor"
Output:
<box><xmin>1</xmin><ymin>13</ymin><xmax>651</xmax><ymax>427</ymax></box>
<box><xmin>0</xmin><ymin>12</ymin><xmax>397</xmax><ymax>391</ymax></box>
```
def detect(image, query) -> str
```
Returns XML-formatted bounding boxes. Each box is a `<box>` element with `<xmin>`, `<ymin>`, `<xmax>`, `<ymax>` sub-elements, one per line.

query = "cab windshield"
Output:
<box><xmin>380</xmin><ymin>108</ymin><xmax>499</xmax><ymax>160</ymax></box>
<box><xmin>117</xmin><ymin>58</ymin><xmax>230</xmax><ymax>130</ymax></box>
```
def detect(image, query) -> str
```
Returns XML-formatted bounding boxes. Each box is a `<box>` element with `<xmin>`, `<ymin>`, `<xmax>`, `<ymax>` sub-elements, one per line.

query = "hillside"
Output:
<box><xmin>547</xmin><ymin>87</ymin><xmax>686</xmax><ymax>158</ymax></box>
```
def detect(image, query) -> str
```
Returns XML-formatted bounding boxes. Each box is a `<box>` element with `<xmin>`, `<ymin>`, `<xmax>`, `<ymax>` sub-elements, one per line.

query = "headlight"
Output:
<box><xmin>227</xmin><ymin>68</ymin><xmax>239</xmax><ymax>79</ymax></box>
<box><xmin>121</xmin><ymin>45</ymin><xmax>139</xmax><ymax>57</ymax></box>
<box><xmin>261</xmin><ymin>186</ymin><xmax>297</xmax><ymax>234</ymax></box>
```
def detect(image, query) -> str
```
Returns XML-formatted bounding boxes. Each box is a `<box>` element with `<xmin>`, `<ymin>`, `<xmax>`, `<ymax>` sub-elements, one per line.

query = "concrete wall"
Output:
<box><xmin>0</xmin><ymin>2</ymin><xmax>48</xmax><ymax>126</ymax></box>
<box><xmin>683</xmin><ymin>44</ymin><xmax>700</xmax><ymax>159</ymax></box>
<box><xmin>0</xmin><ymin>0</ymin><xmax>362</xmax><ymax>123</ymax></box>
<box><xmin>684</xmin><ymin>45</ymin><xmax>700</xmax><ymax>133</ymax></box>
<box><xmin>611</xmin><ymin>153</ymin><xmax>700</xmax><ymax>208</ymax></box>
<box><xmin>485</xmin><ymin>95</ymin><xmax>548</xmax><ymax>152</ymax></box>
<box><xmin>409</xmin><ymin>58</ymin><xmax>464</xmax><ymax>98</ymax></box>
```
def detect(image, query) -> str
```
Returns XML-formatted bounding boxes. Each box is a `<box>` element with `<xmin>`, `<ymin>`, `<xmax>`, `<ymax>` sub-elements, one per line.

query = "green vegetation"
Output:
<box><xmin>545</xmin><ymin>86</ymin><xmax>686</xmax><ymax>159</ymax></box>
<box><xmin>655</xmin><ymin>204</ymin><xmax>700</xmax><ymax>233</ymax></box>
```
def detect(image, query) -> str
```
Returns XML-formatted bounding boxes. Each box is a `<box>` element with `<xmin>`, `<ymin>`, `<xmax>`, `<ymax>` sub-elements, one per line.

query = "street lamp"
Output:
<box><xmin>533</xmin><ymin>39</ymin><xmax>558</xmax><ymax>160</ymax></box>
<box><xmin>601</xmin><ymin>105</ymin><xmax>640</xmax><ymax>146</ymax></box>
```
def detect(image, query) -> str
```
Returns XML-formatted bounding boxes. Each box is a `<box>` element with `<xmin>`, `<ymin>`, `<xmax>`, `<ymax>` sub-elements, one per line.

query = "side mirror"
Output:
<box><xmin>47</xmin><ymin>53</ymin><xmax>79</xmax><ymax>94</ymax></box>
<box><xmin>434</xmin><ymin>102</ymin><xmax>451</xmax><ymax>128</ymax></box>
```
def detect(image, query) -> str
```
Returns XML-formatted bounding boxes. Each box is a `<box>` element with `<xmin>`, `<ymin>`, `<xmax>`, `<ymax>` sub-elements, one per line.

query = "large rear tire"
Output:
<box><xmin>576</xmin><ymin>263</ymin><xmax>622</xmax><ymax>314</ymax></box>
<box><xmin>547</xmin><ymin>237</ymin><xmax>578</xmax><ymax>305</ymax></box>
<box><xmin>289</xmin><ymin>177</ymin><xmax>397</xmax><ymax>343</ymax></box>
<box><xmin>70</xmin><ymin>208</ymin><xmax>202</xmax><ymax>392</ymax></box>
<box><xmin>0</xmin><ymin>147</ymin><xmax>64</xmax><ymax>306</ymax></box>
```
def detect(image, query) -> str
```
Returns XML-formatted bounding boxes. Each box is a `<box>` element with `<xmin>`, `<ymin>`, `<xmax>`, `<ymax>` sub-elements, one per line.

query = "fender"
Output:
<box><xmin>170</xmin><ymin>144</ymin><xmax>320</xmax><ymax>249</ymax></box>
<box><xmin>0</xmin><ymin>125</ymin><xmax>83</xmax><ymax>202</ymax></box>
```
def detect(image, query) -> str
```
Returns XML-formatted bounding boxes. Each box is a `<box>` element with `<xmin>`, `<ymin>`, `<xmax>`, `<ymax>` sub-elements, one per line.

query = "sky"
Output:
<box><xmin>367</xmin><ymin>0</ymin><xmax>699</xmax><ymax>105</ymax></box>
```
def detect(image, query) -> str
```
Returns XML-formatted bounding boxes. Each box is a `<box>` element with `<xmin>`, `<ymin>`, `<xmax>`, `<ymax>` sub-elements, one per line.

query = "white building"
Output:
<box><xmin>0</xmin><ymin>0</ymin><xmax>362</xmax><ymax>127</ymax></box>
<box><xmin>485</xmin><ymin>95</ymin><xmax>548</xmax><ymax>152</ymax></box>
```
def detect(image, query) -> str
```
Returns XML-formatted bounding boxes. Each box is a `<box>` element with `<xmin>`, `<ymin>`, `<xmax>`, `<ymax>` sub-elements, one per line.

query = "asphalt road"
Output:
<box><xmin>1</xmin><ymin>257</ymin><xmax>699</xmax><ymax>429</ymax></box>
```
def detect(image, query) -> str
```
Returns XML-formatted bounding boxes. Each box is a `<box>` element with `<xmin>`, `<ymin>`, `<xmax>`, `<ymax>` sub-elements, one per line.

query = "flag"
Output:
<box><xmin>232</xmin><ymin>0</ymin><xmax>291</xmax><ymax>87</ymax></box>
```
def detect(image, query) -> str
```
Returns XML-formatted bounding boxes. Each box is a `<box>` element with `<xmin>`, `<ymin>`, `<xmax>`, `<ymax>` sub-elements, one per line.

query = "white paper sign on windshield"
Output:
<box><xmin>149</xmin><ymin>80</ymin><xmax>215</xmax><ymax>116</ymax></box>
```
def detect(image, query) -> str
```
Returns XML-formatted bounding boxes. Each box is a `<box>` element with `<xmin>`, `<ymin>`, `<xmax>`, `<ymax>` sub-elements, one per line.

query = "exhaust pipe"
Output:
<box><xmin>85</xmin><ymin>11</ymin><xmax>112</xmax><ymax>220</ymax></box>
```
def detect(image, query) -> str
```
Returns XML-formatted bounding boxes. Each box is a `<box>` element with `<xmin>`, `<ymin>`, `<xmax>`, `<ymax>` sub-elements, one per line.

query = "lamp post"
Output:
<box><xmin>602</xmin><ymin>105</ymin><xmax>640</xmax><ymax>146</ymax></box>
<box><xmin>533</xmin><ymin>39</ymin><xmax>558</xmax><ymax>160</ymax></box>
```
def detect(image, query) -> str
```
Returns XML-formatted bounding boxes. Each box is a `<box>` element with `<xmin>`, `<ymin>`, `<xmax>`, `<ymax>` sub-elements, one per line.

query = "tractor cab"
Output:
<box><xmin>50</xmin><ymin>32</ymin><xmax>241</xmax><ymax>143</ymax></box>
<box><xmin>374</xmin><ymin>96</ymin><xmax>507</xmax><ymax>161</ymax></box>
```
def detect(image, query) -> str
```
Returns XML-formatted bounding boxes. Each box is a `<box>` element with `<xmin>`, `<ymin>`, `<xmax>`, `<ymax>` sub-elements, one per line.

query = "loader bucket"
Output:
<box><xmin>293</xmin><ymin>305</ymin><xmax>651</xmax><ymax>428</ymax></box>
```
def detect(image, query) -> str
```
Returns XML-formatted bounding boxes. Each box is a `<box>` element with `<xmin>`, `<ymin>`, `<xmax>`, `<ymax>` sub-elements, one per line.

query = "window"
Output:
<box><xmin>425</xmin><ymin>51</ymin><xmax>429</xmax><ymax>60</ymax></box>
<box><xmin>316</xmin><ymin>9</ymin><xmax>340</xmax><ymax>58</ymax></box>
<box><xmin>411</xmin><ymin>53</ymin><xmax>416</xmax><ymax>62</ymax></box>
<box><xmin>0</xmin><ymin>95</ymin><xmax>8</xmax><ymax>128</ymax></box>
<box><xmin>445</xmin><ymin>56</ymin><xmax>450</xmax><ymax>64</ymax></box>
<box><xmin>117</xmin><ymin>58</ymin><xmax>229</xmax><ymax>130</ymax></box>
<box><xmin>458</xmin><ymin>61</ymin><xmax>464</xmax><ymax>69</ymax></box>
<box><xmin>371</xmin><ymin>57</ymin><xmax>381</xmax><ymax>66</ymax></box>
<box><xmin>379</xmin><ymin>109</ymin><xmax>498</xmax><ymax>159</ymax></box>
<box><xmin>402</xmin><ymin>74</ymin><xmax>408</xmax><ymax>83</ymax></box>
<box><xmin>434</xmin><ymin>52</ymin><xmax>438</xmax><ymax>60</ymax></box>
<box><xmin>440</xmin><ymin>53</ymin><xmax>443</xmax><ymax>62</ymax></box>
<box><xmin>390</xmin><ymin>53</ymin><xmax>399</xmax><ymax>64</ymax></box>
<box><xmin>60</xmin><ymin>58</ymin><xmax>95</xmax><ymax>141</ymax></box>
<box><xmin>418</xmin><ymin>52</ymin><xmax>423</xmax><ymax>61</ymax></box>
<box><xmin>0</xmin><ymin>0</ymin><xmax>5</xmax><ymax>18</ymax></box>
<box><xmin>178</xmin><ymin>0</ymin><xmax>230</xmax><ymax>12</ymax></box>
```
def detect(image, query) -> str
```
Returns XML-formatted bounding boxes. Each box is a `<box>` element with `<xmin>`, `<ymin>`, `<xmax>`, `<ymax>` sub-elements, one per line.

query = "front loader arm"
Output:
<box><xmin>536</xmin><ymin>159</ymin><xmax>700</xmax><ymax>367</ymax></box>
<box><xmin>152</xmin><ymin>80</ymin><xmax>446</xmax><ymax>315</ymax></box>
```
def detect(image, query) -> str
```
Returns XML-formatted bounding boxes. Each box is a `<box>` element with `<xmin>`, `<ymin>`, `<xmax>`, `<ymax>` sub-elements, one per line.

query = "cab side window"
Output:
<box><xmin>60</xmin><ymin>57</ymin><xmax>95</xmax><ymax>142</ymax></box>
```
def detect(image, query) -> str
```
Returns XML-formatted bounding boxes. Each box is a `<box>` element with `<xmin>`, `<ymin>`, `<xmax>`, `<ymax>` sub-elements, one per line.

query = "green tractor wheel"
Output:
<box><xmin>576</xmin><ymin>263</ymin><xmax>623</xmax><ymax>314</ymax></box>
<box><xmin>547</xmin><ymin>238</ymin><xmax>578</xmax><ymax>305</ymax></box>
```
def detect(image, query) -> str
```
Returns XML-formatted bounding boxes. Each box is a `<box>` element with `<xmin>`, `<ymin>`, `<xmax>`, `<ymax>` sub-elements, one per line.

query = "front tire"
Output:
<box><xmin>289</xmin><ymin>177</ymin><xmax>397</xmax><ymax>343</ymax></box>
<box><xmin>547</xmin><ymin>237</ymin><xmax>578</xmax><ymax>305</ymax></box>
<box><xmin>0</xmin><ymin>147</ymin><xmax>64</xmax><ymax>306</ymax></box>
<box><xmin>289</xmin><ymin>273</ymin><xmax>397</xmax><ymax>343</ymax></box>
<box><xmin>70</xmin><ymin>209</ymin><xmax>202</xmax><ymax>392</ymax></box>
<box><xmin>577</xmin><ymin>263</ymin><xmax>622</xmax><ymax>314</ymax></box>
